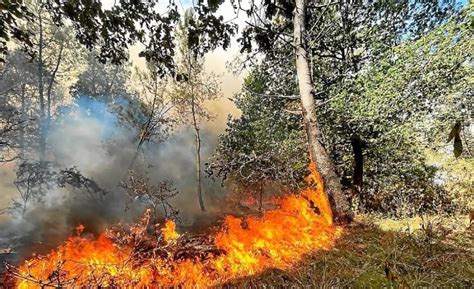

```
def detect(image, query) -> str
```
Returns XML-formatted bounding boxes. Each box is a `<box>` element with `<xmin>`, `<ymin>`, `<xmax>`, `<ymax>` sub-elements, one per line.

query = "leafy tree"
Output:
<box><xmin>208</xmin><ymin>68</ymin><xmax>307</xmax><ymax>209</ymax></box>
<box><xmin>12</xmin><ymin>160</ymin><xmax>56</xmax><ymax>217</ymax></box>
<box><xmin>232</xmin><ymin>0</ymin><xmax>448</xmax><ymax>221</ymax></box>
<box><xmin>0</xmin><ymin>50</ymin><xmax>37</xmax><ymax>162</ymax></box>
<box><xmin>24</xmin><ymin>2</ymin><xmax>82</xmax><ymax>160</ymax></box>
<box><xmin>0</xmin><ymin>0</ymin><xmax>32</xmax><ymax>62</ymax></box>
<box><xmin>1</xmin><ymin>0</ymin><xmax>469</xmax><ymax>220</ymax></box>
<box><xmin>71</xmin><ymin>51</ymin><xmax>131</xmax><ymax>100</ymax></box>
<box><xmin>9</xmin><ymin>160</ymin><xmax>107</xmax><ymax>217</ymax></box>
<box><xmin>0</xmin><ymin>8</ymin><xmax>79</xmax><ymax>163</ymax></box>
<box><xmin>168</xmin><ymin>10</ymin><xmax>222</xmax><ymax>212</ymax></box>
<box><xmin>216</xmin><ymin>0</ymin><xmax>467</xmax><ymax>217</ymax></box>
<box><xmin>1</xmin><ymin>0</ymin><xmax>236</xmax><ymax>75</ymax></box>
<box><xmin>127</xmin><ymin>62</ymin><xmax>177</xmax><ymax>169</ymax></box>
<box><xmin>0</xmin><ymin>2</ymin><xmax>82</xmax><ymax>162</ymax></box>
<box><xmin>319</xmin><ymin>5</ymin><xmax>473</xmax><ymax>215</ymax></box>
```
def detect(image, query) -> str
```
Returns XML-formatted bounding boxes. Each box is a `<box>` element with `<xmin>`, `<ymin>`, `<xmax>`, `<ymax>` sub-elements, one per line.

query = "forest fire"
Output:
<box><xmin>7</xmin><ymin>163</ymin><xmax>341</xmax><ymax>288</ymax></box>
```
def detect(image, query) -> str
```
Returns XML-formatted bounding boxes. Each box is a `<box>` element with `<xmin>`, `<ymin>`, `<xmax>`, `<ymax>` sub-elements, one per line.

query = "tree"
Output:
<box><xmin>208</xmin><ymin>67</ymin><xmax>307</xmax><ymax>210</ymax></box>
<box><xmin>12</xmin><ymin>161</ymin><xmax>55</xmax><ymax>217</ymax></box>
<box><xmin>0</xmin><ymin>16</ymin><xmax>78</xmax><ymax>163</ymax></box>
<box><xmin>2</xmin><ymin>0</ymin><xmax>464</xmax><ymax>220</ymax></box>
<box><xmin>1</xmin><ymin>0</ymin><xmax>236</xmax><ymax>75</ymax></box>
<box><xmin>0</xmin><ymin>50</ymin><xmax>37</xmax><ymax>162</ymax></box>
<box><xmin>233</xmin><ymin>0</ymin><xmax>459</xmax><ymax>221</ymax></box>
<box><xmin>127</xmin><ymin>62</ymin><xmax>177</xmax><ymax>170</ymax></box>
<box><xmin>72</xmin><ymin>51</ymin><xmax>131</xmax><ymax>100</ymax></box>
<box><xmin>5</xmin><ymin>1</ymin><xmax>82</xmax><ymax>162</ymax></box>
<box><xmin>168</xmin><ymin>10</ymin><xmax>221</xmax><ymax>212</ymax></box>
<box><xmin>121</xmin><ymin>171</ymin><xmax>179</xmax><ymax>221</ymax></box>
<box><xmin>0</xmin><ymin>0</ymin><xmax>32</xmax><ymax>62</ymax></box>
<box><xmin>319</xmin><ymin>5</ymin><xmax>473</xmax><ymax>215</ymax></box>
<box><xmin>292</xmin><ymin>0</ymin><xmax>353</xmax><ymax>222</ymax></box>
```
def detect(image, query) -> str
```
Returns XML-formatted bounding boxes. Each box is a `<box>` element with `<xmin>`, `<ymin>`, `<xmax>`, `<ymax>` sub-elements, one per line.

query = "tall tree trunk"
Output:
<box><xmin>192</xmin><ymin>97</ymin><xmax>206</xmax><ymax>212</ymax></box>
<box><xmin>20</xmin><ymin>84</ymin><xmax>27</xmax><ymax>157</ymax></box>
<box><xmin>37</xmin><ymin>11</ymin><xmax>45</xmax><ymax>162</ymax></box>
<box><xmin>293</xmin><ymin>0</ymin><xmax>352</xmax><ymax>223</ymax></box>
<box><xmin>186</xmin><ymin>47</ymin><xmax>206</xmax><ymax>212</ymax></box>
<box><xmin>46</xmin><ymin>41</ymin><xmax>64</xmax><ymax>134</ymax></box>
<box><xmin>351</xmin><ymin>134</ymin><xmax>364</xmax><ymax>193</ymax></box>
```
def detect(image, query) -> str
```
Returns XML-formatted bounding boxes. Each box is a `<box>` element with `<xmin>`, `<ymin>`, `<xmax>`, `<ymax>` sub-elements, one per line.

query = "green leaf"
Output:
<box><xmin>207</xmin><ymin>0</ymin><xmax>224</xmax><ymax>11</ymax></box>
<box><xmin>447</xmin><ymin>121</ymin><xmax>461</xmax><ymax>142</ymax></box>
<box><xmin>453</xmin><ymin>135</ymin><xmax>463</xmax><ymax>158</ymax></box>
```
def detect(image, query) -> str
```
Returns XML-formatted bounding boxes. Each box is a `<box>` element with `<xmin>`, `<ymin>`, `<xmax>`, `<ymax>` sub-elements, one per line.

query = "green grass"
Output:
<box><xmin>223</xmin><ymin>215</ymin><xmax>473</xmax><ymax>288</ymax></box>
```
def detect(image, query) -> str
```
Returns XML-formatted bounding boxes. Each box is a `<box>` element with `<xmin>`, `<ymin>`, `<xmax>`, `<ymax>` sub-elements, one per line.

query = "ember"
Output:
<box><xmin>9</xmin><ymin>163</ymin><xmax>341</xmax><ymax>288</ymax></box>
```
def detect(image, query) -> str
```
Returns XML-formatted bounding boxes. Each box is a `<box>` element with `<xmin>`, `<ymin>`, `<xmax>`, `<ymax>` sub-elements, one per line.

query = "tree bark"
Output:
<box><xmin>192</xmin><ymin>96</ymin><xmax>206</xmax><ymax>212</ymax></box>
<box><xmin>20</xmin><ymin>84</ymin><xmax>26</xmax><ymax>156</ymax></box>
<box><xmin>351</xmin><ymin>134</ymin><xmax>364</xmax><ymax>193</ymax></box>
<box><xmin>37</xmin><ymin>11</ymin><xmax>45</xmax><ymax>162</ymax></box>
<box><xmin>46</xmin><ymin>41</ymin><xmax>64</xmax><ymax>130</ymax></box>
<box><xmin>293</xmin><ymin>0</ymin><xmax>352</xmax><ymax>223</ymax></box>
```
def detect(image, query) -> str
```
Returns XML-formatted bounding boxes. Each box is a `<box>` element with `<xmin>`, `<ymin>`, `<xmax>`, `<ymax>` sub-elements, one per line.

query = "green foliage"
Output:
<box><xmin>320</xmin><ymin>6</ymin><xmax>473</xmax><ymax>216</ymax></box>
<box><xmin>0</xmin><ymin>0</ymin><xmax>32</xmax><ymax>62</ymax></box>
<box><xmin>208</xmin><ymin>68</ymin><xmax>308</xmax><ymax>192</ymax></box>
<box><xmin>168</xmin><ymin>10</ymin><xmax>221</xmax><ymax>125</ymax></box>
<box><xmin>222</xmin><ymin>3</ymin><xmax>473</xmax><ymax>216</ymax></box>
<box><xmin>0</xmin><ymin>0</ymin><xmax>236</xmax><ymax>75</ymax></box>
<box><xmin>425</xmin><ymin>150</ymin><xmax>474</xmax><ymax>211</ymax></box>
<box><xmin>72</xmin><ymin>52</ymin><xmax>132</xmax><ymax>99</ymax></box>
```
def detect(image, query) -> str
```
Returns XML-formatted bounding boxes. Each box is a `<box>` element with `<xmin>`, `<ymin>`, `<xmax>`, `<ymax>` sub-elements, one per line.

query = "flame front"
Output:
<box><xmin>13</xmin><ymin>163</ymin><xmax>341</xmax><ymax>288</ymax></box>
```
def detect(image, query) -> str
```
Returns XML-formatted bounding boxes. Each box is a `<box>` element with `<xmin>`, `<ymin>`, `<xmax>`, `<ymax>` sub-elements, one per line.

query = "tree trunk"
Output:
<box><xmin>37</xmin><ymin>11</ymin><xmax>45</xmax><ymax>162</ymax></box>
<box><xmin>351</xmin><ymin>134</ymin><xmax>364</xmax><ymax>193</ymax></box>
<box><xmin>293</xmin><ymin>0</ymin><xmax>352</xmax><ymax>223</ymax></box>
<box><xmin>127</xmin><ymin>91</ymin><xmax>158</xmax><ymax>173</ymax></box>
<box><xmin>46</xmin><ymin>41</ymin><xmax>64</xmax><ymax>135</ymax></box>
<box><xmin>192</xmin><ymin>97</ymin><xmax>206</xmax><ymax>212</ymax></box>
<box><xmin>20</xmin><ymin>84</ymin><xmax>27</xmax><ymax>157</ymax></box>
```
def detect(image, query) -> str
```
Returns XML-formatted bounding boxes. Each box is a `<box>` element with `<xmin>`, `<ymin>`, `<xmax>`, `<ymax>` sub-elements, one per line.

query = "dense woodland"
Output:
<box><xmin>0</xmin><ymin>0</ymin><xmax>473</xmax><ymax>287</ymax></box>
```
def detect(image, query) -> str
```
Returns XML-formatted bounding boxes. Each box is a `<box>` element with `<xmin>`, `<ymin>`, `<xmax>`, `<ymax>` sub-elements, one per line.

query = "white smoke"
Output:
<box><xmin>0</xmin><ymin>95</ymin><xmax>230</xmax><ymax>264</ymax></box>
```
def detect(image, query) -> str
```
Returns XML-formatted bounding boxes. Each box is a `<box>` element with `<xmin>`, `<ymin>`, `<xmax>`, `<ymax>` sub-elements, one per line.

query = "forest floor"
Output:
<box><xmin>224</xmin><ymin>214</ymin><xmax>473</xmax><ymax>288</ymax></box>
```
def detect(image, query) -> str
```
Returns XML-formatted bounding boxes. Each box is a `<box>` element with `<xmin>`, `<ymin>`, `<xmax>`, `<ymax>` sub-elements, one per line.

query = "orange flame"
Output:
<box><xmin>162</xmin><ymin>219</ymin><xmax>179</xmax><ymax>242</ymax></box>
<box><xmin>13</xmin><ymin>163</ymin><xmax>341</xmax><ymax>288</ymax></box>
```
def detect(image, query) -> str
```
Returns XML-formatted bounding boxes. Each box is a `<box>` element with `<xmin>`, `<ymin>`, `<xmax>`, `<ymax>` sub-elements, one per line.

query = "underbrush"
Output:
<box><xmin>224</xmin><ymin>214</ymin><xmax>473</xmax><ymax>288</ymax></box>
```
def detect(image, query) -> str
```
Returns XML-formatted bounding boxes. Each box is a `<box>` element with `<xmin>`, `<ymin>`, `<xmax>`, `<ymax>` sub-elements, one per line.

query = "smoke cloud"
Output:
<box><xmin>0</xmin><ymin>94</ymin><xmax>236</xmax><ymax>265</ymax></box>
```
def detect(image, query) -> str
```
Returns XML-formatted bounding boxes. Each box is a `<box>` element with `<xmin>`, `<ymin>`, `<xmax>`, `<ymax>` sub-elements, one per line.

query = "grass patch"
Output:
<box><xmin>223</xmin><ymin>215</ymin><xmax>473</xmax><ymax>288</ymax></box>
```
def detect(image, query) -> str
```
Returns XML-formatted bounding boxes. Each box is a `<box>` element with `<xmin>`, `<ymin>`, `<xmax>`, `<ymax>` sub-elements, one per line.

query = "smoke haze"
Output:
<box><xmin>0</xmin><ymin>93</ymin><xmax>240</xmax><ymax>266</ymax></box>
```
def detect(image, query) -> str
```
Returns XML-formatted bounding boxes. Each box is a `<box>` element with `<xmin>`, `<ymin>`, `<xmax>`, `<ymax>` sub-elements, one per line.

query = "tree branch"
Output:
<box><xmin>242</xmin><ymin>84</ymin><xmax>299</xmax><ymax>100</ymax></box>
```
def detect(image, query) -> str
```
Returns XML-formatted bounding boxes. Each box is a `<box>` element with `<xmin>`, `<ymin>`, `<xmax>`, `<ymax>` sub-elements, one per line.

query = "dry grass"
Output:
<box><xmin>223</xmin><ymin>215</ymin><xmax>473</xmax><ymax>288</ymax></box>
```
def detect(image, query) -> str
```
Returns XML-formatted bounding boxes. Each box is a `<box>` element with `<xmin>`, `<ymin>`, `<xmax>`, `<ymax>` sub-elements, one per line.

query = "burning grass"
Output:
<box><xmin>6</xmin><ymin>163</ymin><xmax>342</xmax><ymax>288</ymax></box>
